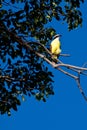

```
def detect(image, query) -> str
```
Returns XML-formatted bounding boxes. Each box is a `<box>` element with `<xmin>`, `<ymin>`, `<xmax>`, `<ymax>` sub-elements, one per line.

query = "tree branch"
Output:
<box><xmin>54</xmin><ymin>63</ymin><xmax>87</xmax><ymax>71</ymax></box>
<box><xmin>6</xmin><ymin>29</ymin><xmax>87</xmax><ymax>101</ymax></box>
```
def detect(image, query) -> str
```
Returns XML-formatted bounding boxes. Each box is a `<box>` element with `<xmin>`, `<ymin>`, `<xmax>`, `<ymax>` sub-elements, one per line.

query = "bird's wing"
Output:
<box><xmin>50</xmin><ymin>44</ymin><xmax>52</xmax><ymax>52</ymax></box>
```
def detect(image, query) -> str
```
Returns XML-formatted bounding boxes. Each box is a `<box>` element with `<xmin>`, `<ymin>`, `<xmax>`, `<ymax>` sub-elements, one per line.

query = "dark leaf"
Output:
<box><xmin>8</xmin><ymin>58</ymin><xmax>11</xmax><ymax>65</ymax></box>
<box><xmin>12</xmin><ymin>103</ymin><xmax>17</xmax><ymax>111</ymax></box>
<box><xmin>43</xmin><ymin>98</ymin><xmax>46</xmax><ymax>102</ymax></box>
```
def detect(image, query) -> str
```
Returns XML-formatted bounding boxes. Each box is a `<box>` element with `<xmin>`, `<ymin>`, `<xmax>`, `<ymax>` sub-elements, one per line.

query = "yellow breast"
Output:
<box><xmin>50</xmin><ymin>38</ymin><xmax>61</xmax><ymax>55</ymax></box>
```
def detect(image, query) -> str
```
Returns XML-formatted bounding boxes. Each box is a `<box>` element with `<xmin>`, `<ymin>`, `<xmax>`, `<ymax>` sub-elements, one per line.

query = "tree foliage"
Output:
<box><xmin>0</xmin><ymin>0</ymin><xmax>84</xmax><ymax>115</ymax></box>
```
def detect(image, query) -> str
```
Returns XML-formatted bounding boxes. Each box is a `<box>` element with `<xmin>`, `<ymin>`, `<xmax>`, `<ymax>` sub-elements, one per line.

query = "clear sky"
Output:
<box><xmin>0</xmin><ymin>1</ymin><xmax>87</xmax><ymax>130</ymax></box>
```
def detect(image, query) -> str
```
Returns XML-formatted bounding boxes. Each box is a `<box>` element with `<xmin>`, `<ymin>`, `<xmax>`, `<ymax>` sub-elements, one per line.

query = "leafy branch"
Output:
<box><xmin>7</xmin><ymin>29</ymin><xmax>87</xmax><ymax>101</ymax></box>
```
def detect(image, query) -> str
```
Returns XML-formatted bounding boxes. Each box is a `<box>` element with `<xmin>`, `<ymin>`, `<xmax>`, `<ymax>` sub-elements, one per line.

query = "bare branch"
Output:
<box><xmin>60</xmin><ymin>54</ymin><xmax>70</xmax><ymax>57</ymax></box>
<box><xmin>28</xmin><ymin>41</ymin><xmax>70</xmax><ymax>57</ymax></box>
<box><xmin>76</xmin><ymin>79</ymin><xmax>87</xmax><ymax>101</ymax></box>
<box><xmin>54</xmin><ymin>63</ymin><xmax>87</xmax><ymax>71</ymax></box>
<box><xmin>28</xmin><ymin>41</ymin><xmax>52</xmax><ymax>55</ymax></box>
<box><xmin>58</xmin><ymin>67</ymin><xmax>78</xmax><ymax>79</ymax></box>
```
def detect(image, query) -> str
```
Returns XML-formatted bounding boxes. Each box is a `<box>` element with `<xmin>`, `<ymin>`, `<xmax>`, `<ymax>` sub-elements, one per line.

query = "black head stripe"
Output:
<box><xmin>53</xmin><ymin>34</ymin><xmax>61</xmax><ymax>39</ymax></box>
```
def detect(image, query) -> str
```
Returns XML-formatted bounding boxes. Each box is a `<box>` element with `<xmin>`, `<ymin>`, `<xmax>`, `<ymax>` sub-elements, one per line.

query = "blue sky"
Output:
<box><xmin>0</xmin><ymin>1</ymin><xmax>87</xmax><ymax>130</ymax></box>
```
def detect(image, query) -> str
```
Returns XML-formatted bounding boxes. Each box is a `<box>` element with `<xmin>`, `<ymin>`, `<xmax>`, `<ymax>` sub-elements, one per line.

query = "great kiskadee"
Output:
<box><xmin>50</xmin><ymin>34</ymin><xmax>61</xmax><ymax>61</ymax></box>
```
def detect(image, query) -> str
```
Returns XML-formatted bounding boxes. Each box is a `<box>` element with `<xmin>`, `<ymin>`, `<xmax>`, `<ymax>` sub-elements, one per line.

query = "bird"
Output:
<box><xmin>50</xmin><ymin>34</ymin><xmax>62</xmax><ymax>61</ymax></box>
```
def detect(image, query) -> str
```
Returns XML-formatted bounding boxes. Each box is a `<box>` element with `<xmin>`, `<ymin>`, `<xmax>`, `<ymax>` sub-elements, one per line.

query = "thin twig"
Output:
<box><xmin>54</xmin><ymin>63</ymin><xmax>87</xmax><ymax>71</ymax></box>
<box><xmin>76</xmin><ymin>79</ymin><xmax>87</xmax><ymax>101</ymax></box>
<box><xmin>60</xmin><ymin>54</ymin><xmax>70</xmax><ymax>57</ymax></box>
<box><xmin>28</xmin><ymin>41</ymin><xmax>52</xmax><ymax>56</ymax></box>
<box><xmin>57</xmin><ymin>67</ymin><xmax>78</xmax><ymax>79</ymax></box>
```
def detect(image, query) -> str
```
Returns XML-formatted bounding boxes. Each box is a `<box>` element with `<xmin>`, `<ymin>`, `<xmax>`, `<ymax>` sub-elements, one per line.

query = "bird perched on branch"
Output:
<box><xmin>50</xmin><ymin>34</ymin><xmax>61</xmax><ymax>61</ymax></box>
